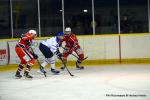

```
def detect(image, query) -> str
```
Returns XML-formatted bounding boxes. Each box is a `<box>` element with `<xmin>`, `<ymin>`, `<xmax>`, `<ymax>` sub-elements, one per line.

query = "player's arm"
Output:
<box><xmin>56</xmin><ymin>48</ymin><xmax>63</xmax><ymax>61</ymax></box>
<box><xmin>70</xmin><ymin>36</ymin><xmax>79</xmax><ymax>50</ymax></box>
<box><xmin>28</xmin><ymin>47</ymin><xmax>38</xmax><ymax>59</ymax></box>
<box><xmin>21</xmin><ymin>35</ymin><xmax>32</xmax><ymax>46</ymax></box>
<box><xmin>24</xmin><ymin>37</ymin><xmax>38</xmax><ymax>59</ymax></box>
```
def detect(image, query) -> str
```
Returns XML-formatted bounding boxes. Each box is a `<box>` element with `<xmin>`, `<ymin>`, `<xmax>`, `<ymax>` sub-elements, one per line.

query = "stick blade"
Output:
<box><xmin>43</xmin><ymin>72</ymin><xmax>47</xmax><ymax>77</ymax></box>
<box><xmin>70</xmin><ymin>74</ymin><xmax>74</xmax><ymax>77</ymax></box>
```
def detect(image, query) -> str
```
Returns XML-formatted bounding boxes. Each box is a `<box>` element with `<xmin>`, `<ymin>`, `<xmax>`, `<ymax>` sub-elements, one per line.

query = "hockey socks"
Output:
<box><xmin>24</xmin><ymin>64</ymin><xmax>33</xmax><ymax>78</ymax></box>
<box><xmin>76</xmin><ymin>60</ymin><xmax>84</xmax><ymax>70</ymax></box>
<box><xmin>15</xmin><ymin>64</ymin><xmax>24</xmax><ymax>78</ymax></box>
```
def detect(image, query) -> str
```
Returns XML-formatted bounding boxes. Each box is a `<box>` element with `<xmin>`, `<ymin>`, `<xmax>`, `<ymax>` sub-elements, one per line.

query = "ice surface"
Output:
<box><xmin>0</xmin><ymin>64</ymin><xmax>150</xmax><ymax>100</ymax></box>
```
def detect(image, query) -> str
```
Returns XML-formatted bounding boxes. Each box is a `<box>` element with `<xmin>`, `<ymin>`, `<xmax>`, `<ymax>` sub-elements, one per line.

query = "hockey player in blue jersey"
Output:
<box><xmin>38</xmin><ymin>32</ymin><xmax>64</xmax><ymax>74</ymax></box>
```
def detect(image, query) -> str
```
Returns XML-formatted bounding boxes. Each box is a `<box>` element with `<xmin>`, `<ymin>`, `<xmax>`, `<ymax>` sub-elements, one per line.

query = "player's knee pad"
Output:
<box><xmin>78</xmin><ymin>54</ymin><xmax>84</xmax><ymax>61</ymax></box>
<box><xmin>41</xmin><ymin>60</ymin><xmax>48</xmax><ymax>67</ymax></box>
<box><xmin>21</xmin><ymin>60</ymin><xmax>27</xmax><ymax>65</ymax></box>
<box><xmin>23</xmin><ymin>55</ymin><xmax>30</xmax><ymax>62</ymax></box>
<box><xmin>28</xmin><ymin>59</ymin><xmax>36</xmax><ymax>66</ymax></box>
<box><xmin>76</xmin><ymin>48</ymin><xmax>83</xmax><ymax>55</ymax></box>
<box><xmin>46</xmin><ymin>57</ymin><xmax>55</xmax><ymax>64</ymax></box>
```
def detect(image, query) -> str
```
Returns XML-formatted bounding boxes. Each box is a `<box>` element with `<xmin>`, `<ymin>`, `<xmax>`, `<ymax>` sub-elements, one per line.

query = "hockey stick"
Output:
<box><xmin>61</xmin><ymin>46</ymin><xmax>88</xmax><ymax>77</ymax></box>
<box><xmin>61</xmin><ymin>46</ymin><xmax>88</xmax><ymax>76</ymax></box>
<box><xmin>62</xmin><ymin>60</ymin><xmax>74</xmax><ymax>77</ymax></box>
<box><xmin>61</xmin><ymin>46</ymin><xmax>88</xmax><ymax>60</ymax></box>
<box><xmin>71</xmin><ymin>53</ymin><xmax>88</xmax><ymax>61</ymax></box>
<box><xmin>30</xmin><ymin>48</ymin><xmax>47</xmax><ymax>77</ymax></box>
<box><xmin>56</xmin><ymin>47</ymin><xmax>73</xmax><ymax>76</ymax></box>
<box><xmin>36</xmin><ymin>58</ymin><xmax>47</xmax><ymax>77</ymax></box>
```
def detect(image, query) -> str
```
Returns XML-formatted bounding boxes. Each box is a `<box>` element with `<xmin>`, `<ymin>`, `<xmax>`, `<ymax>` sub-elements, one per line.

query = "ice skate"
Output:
<box><xmin>51</xmin><ymin>68</ymin><xmax>60</xmax><ymax>75</ymax></box>
<box><xmin>37</xmin><ymin>68</ymin><xmax>46</xmax><ymax>75</ymax></box>
<box><xmin>24</xmin><ymin>72</ymin><xmax>33</xmax><ymax>79</ymax></box>
<box><xmin>76</xmin><ymin>61</ymin><xmax>84</xmax><ymax>70</ymax></box>
<box><xmin>15</xmin><ymin>73</ymin><xmax>22</xmax><ymax>79</ymax></box>
<box><xmin>24</xmin><ymin>74</ymin><xmax>33</xmax><ymax>79</ymax></box>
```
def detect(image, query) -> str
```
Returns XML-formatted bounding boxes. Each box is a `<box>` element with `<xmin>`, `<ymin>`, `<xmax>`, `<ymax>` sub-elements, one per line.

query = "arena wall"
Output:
<box><xmin>0</xmin><ymin>34</ymin><xmax>150</xmax><ymax>65</ymax></box>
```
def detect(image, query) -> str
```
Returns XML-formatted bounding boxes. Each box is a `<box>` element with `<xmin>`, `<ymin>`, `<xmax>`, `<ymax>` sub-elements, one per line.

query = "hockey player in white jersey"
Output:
<box><xmin>38</xmin><ymin>32</ymin><xmax>64</xmax><ymax>74</ymax></box>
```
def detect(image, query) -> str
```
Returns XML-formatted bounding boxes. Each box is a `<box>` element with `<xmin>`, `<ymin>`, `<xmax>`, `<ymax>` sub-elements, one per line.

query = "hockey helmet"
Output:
<box><xmin>57</xmin><ymin>32</ymin><xmax>64</xmax><ymax>36</ymax></box>
<box><xmin>28</xmin><ymin>30</ymin><xmax>37</xmax><ymax>36</ymax></box>
<box><xmin>65</xmin><ymin>27</ymin><xmax>71</xmax><ymax>32</ymax></box>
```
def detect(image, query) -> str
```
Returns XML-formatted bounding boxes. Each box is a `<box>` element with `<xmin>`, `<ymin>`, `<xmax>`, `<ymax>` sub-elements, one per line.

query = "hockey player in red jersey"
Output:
<box><xmin>61</xmin><ymin>27</ymin><xmax>85</xmax><ymax>70</ymax></box>
<box><xmin>15</xmin><ymin>30</ymin><xmax>38</xmax><ymax>79</ymax></box>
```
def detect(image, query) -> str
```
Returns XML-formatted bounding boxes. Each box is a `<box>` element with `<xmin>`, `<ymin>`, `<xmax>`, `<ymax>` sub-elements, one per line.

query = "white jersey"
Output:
<box><xmin>41</xmin><ymin>37</ymin><xmax>59</xmax><ymax>53</ymax></box>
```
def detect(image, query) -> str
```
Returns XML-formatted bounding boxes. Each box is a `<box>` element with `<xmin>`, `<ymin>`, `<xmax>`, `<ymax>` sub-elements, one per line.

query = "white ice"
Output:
<box><xmin>0</xmin><ymin>64</ymin><xmax>150</xmax><ymax>100</ymax></box>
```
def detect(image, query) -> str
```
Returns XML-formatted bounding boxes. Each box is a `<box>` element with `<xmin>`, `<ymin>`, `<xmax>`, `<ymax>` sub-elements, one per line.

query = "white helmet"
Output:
<box><xmin>28</xmin><ymin>30</ymin><xmax>37</xmax><ymax>36</ymax></box>
<box><xmin>65</xmin><ymin>27</ymin><xmax>71</xmax><ymax>32</ymax></box>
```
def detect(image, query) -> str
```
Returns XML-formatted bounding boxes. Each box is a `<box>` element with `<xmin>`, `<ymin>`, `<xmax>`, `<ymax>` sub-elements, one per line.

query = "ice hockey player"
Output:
<box><xmin>61</xmin><ymin>27</ymin><xmax>85</xmax><ymax>70</ymax></box>
<box><xmin>15</xmin><ymin>30</ymin><xmax>38</xmax><ymax>79</ymax></box>
<box><xmin>38</xmin><ymin>32</ymin><xmax>64</xmax><ymax>74</ymax></box>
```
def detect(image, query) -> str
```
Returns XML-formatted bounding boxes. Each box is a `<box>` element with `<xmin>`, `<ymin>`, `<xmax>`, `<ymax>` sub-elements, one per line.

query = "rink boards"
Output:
<box><xmin>0</xmin><ymin>34</ymin><xmax>150</xmax><ymax>66</ymax></box>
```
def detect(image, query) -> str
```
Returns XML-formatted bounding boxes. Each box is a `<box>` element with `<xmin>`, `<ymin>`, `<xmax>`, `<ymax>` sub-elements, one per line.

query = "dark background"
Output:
<box><xmin>0</xmin><ymin>0</ymin><xmax>148</xmax><ymax>38</ymax></box>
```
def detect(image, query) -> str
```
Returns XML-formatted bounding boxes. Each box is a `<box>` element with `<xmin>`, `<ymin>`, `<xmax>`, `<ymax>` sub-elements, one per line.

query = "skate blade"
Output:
<box><xmin>76</xmin><ymin>67</ymin><xmax>84</xmax><ymax>70</ymax></box>
<box><xmin>37</xmin><ymin>70</ymin><xmax>44</xmax><ymax>75</ymax></box>
<box><xmin>23</xmin><ymin>77</ymin><xmax>33</xmax><ymax>80</ymax></box>
<box><xmin>15</xmin><ymin>77</ymin><xmax>22</xmax><ymax>79</ymax></box>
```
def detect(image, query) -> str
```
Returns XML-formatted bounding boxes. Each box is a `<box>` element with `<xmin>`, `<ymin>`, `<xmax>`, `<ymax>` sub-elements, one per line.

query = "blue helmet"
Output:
<box><xmin>57</xmin><ymin>32</ymin><xmax>64</xmax><ymax>36</ymax></box>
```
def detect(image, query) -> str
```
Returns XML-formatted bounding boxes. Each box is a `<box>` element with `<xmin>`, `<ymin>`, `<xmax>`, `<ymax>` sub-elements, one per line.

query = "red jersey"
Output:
<box><xmin>15</xmin><ymin>32</ymin><xmax>35</xmax><ymax>65</ymax></box>
<box><xmin>63</xmin><ymin>32</ymin><xmax>80</xmax><ymax>49</ymax></box>
<box><xmin>16</xmin><ymin>32</ymin><xmax>33</xmax><ymax>49</ymax></box>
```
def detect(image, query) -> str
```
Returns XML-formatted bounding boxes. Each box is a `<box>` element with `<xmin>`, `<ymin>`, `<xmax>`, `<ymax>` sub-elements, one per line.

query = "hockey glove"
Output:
<box><xmin>57</xmin><ymin>53</ymin><xmax>63</xmax><ymax>61</ymax></box>
<box><xmin>64</xmin><ymin>47</ymin><xmax>73</xmax><ymax>54</ymax></box>
<box><xmin>32</xmin><ymin>53</ymin><xmax>38</xmax><ymax>59</ymax></box>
